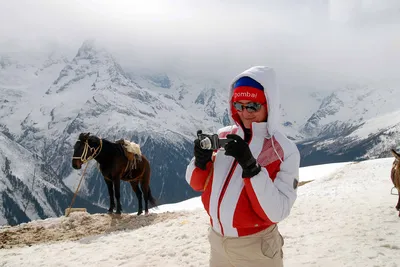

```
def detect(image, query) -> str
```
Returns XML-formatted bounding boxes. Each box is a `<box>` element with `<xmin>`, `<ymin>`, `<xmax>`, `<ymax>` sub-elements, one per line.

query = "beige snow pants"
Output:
<box><xmin>208</xmin><ymin>224</ymin><xmax>284</xmax><ymax>267</ymax></box>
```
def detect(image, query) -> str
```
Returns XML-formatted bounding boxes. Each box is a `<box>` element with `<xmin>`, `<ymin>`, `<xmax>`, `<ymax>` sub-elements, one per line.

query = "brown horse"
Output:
<box><xmin>71</xmin><ymin>132</ymin><xmax>157</xmax><ymax>215</ymax></box>
<box><xmin>390</xmin><ymin>149</ymin><xmax>400</xmax><ymax>216</ymax></box>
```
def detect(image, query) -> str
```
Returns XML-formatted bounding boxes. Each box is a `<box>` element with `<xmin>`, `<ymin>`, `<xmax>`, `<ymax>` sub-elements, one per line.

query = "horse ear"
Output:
<box><xmin>79</xmin><ymin>132</ymin><xmax>90</xmax><ymax>141</ymax></box>
<box><xmin>392</xmin><ymin>149</ymin><xmax>400</xmax><ymax>160</ymax></box>
<box><xmin>78</xmin><ymin>133</ymin><xmax>85</xmax><ymax>140</ymax></box>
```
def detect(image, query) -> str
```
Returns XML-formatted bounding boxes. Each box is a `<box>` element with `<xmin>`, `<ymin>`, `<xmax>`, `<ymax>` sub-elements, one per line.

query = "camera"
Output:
<box><xmin>197</xmin><ymin>130</ymin><xmax>233</xmax><ymax>150</ymax></box>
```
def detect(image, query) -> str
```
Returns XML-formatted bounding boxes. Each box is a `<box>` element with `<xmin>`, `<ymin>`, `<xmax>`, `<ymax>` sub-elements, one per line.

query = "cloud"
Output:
<box><xmin>1</xmin><ymin>0</ymin><xmax>399</xmax><ymax>89</ymax></box>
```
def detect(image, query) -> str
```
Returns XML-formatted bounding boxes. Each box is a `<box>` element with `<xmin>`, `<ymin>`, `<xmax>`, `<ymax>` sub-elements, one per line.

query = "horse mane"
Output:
<box><xmin>81</xmin><ymin>133</ymin><xmax>142</xmax><ymax>160</ymax></box>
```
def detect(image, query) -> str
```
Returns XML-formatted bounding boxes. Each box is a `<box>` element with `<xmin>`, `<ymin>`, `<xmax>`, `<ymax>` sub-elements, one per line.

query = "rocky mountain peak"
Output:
<box><xmin>46</xmin><ymin>40</ymin><xmax>132</xmax><ymax>95</ymax></box>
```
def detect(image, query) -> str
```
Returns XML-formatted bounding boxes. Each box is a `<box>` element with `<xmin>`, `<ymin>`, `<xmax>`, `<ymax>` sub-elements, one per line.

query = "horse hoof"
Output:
<box><xmin>137</xmin><ymin>211</ymin><xmax>143</xmax><ymax>216</ymax></box>
<box><xmin>145</xmin><ymin>211</ymin><xmax>149</xmax><ymax>216</ymax></box>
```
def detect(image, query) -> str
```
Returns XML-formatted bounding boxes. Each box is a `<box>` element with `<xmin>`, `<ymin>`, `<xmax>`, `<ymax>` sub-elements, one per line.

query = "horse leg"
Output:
<box><xmin>114</xmin><ymin>178</ymin><xmax>122</xmax><ymax>214</ymax></box>
<box><xmin>142</xmin><ymin>175</ymin><xmax>157</xmax><ymax>215</ymax></box>
<box><xmin>105</xmin><ymin>179</ymin><xmax>115</xmax><ymax>213</ymax></box>
<box><xmin>130</xmin><ymin>181</ymin><xmax>143</xmax><ymax>215</ymax></box>
<box><xmin>396</xmin><ymin>192</ymin><xmax>400</xmax><ymax>212</ymax></box>
<box><xmin>141</xmin><ymin>182</ymin><xmax>151</xmax><ymax>215</ymax></box>
<box><xmin>141</xmin><ymin>164</ymin><xmax>156</xmax><ymax>215</ymax></box>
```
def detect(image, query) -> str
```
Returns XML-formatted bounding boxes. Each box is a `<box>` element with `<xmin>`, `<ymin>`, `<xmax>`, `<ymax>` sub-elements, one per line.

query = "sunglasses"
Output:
<box><xmin>233</xmin><ymin>102</ymin><xmax>265</xmax><ymax>113</ymax></box>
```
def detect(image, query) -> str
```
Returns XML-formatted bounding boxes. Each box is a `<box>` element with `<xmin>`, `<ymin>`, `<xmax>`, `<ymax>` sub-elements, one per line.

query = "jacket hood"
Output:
<box><xmin>228</xmin><ymin>66</ymin><xmax>281</xmax><ymax>135</ymax></box>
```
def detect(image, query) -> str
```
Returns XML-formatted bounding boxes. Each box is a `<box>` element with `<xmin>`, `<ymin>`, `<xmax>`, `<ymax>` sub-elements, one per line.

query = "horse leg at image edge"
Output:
<box><xmin>396</xmin><ymin>193</ymin><xmax>400</xmax><ymax>212</ymax></box>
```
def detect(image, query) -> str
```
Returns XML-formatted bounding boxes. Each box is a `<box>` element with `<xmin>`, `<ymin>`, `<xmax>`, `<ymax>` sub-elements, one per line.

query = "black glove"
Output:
<box><xmin>224</xmin><ymin>134</ymin><xmax>261</xmax><ymax>178</ymax></box>
<box><xmin>194</xmin><ymin>139</ymin><xmax>213</xmax><ymax>170</ymax></box>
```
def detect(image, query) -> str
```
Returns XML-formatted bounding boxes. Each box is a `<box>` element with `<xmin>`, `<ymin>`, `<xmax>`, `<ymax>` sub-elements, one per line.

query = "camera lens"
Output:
<box><xmin>200</xmin><ymin>138</ymin><xmax>212</xmax><ymax>150</ymax></box>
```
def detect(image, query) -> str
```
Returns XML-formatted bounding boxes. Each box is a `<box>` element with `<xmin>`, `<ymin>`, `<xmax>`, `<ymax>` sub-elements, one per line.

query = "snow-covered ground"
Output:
<box><xmin>0</xmin><ymin>157</ymin><xmax>399</xmax><ymax>267</ymax></box>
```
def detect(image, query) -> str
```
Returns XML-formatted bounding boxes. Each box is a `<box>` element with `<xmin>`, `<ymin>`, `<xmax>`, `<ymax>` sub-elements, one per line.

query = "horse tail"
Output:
<box><xmin>147</xmin><ymin>187</ymin><xmax>157</xmax><ymax>207</ymax></box>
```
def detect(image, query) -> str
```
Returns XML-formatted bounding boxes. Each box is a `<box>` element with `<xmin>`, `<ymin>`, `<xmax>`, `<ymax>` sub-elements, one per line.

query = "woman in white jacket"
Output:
<box><xmin>186</xmin><ymin>66</ymin><xmax>300</xmax><ymax>267</ymax></box>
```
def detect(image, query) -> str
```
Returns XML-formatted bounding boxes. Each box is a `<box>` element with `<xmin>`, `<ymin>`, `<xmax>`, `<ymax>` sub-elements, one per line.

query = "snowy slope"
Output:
<box><xmin>0</xmin><ymin>158</ymin><xmax>399</xmax><ymax>267</ymax></box>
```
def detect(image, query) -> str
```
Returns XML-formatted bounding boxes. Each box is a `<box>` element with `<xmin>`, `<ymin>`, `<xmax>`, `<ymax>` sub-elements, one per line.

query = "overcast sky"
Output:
<box><xmin>1</xmin><ymin>0</ymin><xmax>399</xmax><ymax>90</ymax></box>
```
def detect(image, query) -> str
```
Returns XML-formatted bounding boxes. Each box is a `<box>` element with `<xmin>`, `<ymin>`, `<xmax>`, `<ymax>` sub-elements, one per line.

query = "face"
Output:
<box><xmin>234</xmin><ymin>100</ymin><xmax>268</xmax><ymax>129</ymax></box>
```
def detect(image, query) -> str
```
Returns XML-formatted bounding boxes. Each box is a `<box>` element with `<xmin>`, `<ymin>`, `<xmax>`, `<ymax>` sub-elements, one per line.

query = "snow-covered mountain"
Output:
<box><xmin>296</xmin><ymin>85</ymin><xmax>400</xmax><ymax>166</ymax></box>
<box><xmin>0</xmin><ymin>39</ymin><xmax>399</xmax><ymax>225</ymax></box>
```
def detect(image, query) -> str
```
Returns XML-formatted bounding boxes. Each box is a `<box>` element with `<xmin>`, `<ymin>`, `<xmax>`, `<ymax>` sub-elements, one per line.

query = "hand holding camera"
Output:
<box><xmin>194</xmin><ymin>130</ymin><xmax>232</xmax><ymax>170</ymax></box>
<box><xmin>196</xmin><ymin>130</ymin><xmax>233</xmax><ymax>150</ymax></box>
<box><xmin>193</xmin><ymin>138</ymin><xmax>213</xmax><ymax>170</ymax></box>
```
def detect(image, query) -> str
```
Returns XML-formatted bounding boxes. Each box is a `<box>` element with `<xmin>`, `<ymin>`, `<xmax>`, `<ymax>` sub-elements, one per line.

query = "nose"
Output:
<box><xmin>241</xmin><ymin>108</ymin><xmax>254</xmax><ymax>117</ymax></box>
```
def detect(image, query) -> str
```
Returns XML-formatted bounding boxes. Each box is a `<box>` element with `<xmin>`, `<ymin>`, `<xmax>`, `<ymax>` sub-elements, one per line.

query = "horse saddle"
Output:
<box><xmin>115</xmin><ymin>139</ymin><xmax>142</xmax><ymax>163</ymax></box>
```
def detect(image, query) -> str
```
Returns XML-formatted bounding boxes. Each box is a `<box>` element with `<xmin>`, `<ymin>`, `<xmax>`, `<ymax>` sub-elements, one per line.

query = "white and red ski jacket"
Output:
<box><xmin>186</xmin><ymin>66</ymin><xmax>300</xmax><ymax>237</ymax></box>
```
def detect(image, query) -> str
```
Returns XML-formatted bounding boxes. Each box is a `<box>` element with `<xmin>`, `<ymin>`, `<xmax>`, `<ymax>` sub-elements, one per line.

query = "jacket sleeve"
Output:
<box><xmin>243</xmin><ymin>148</ymin><xmax>300</xmax><ymax>223</ymax></box>
<box><xmin>185</xmin><ymin>157</ymin><xmax>213</xmax><ymax>192</ymax></box>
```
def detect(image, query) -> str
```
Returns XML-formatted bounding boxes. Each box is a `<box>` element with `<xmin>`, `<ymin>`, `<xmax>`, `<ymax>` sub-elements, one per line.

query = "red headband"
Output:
<box><xmin>232</xmin><ymin>86</ymin><xmax>266</xmax><ymax>103</ymax></box>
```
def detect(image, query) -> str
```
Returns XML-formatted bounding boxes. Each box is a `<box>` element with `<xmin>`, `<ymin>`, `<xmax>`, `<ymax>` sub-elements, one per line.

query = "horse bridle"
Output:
<box><xmin>72</xmin><ymin>139</ymin><xmax>103</xmax><ymax>164</ymax></box>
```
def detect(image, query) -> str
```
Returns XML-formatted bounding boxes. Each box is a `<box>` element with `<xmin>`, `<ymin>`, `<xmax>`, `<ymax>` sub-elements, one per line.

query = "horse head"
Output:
<box><xmin>72</xmin><ymin>132</ymin><xmax>102</xmax><ymax>169</ymax></box>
